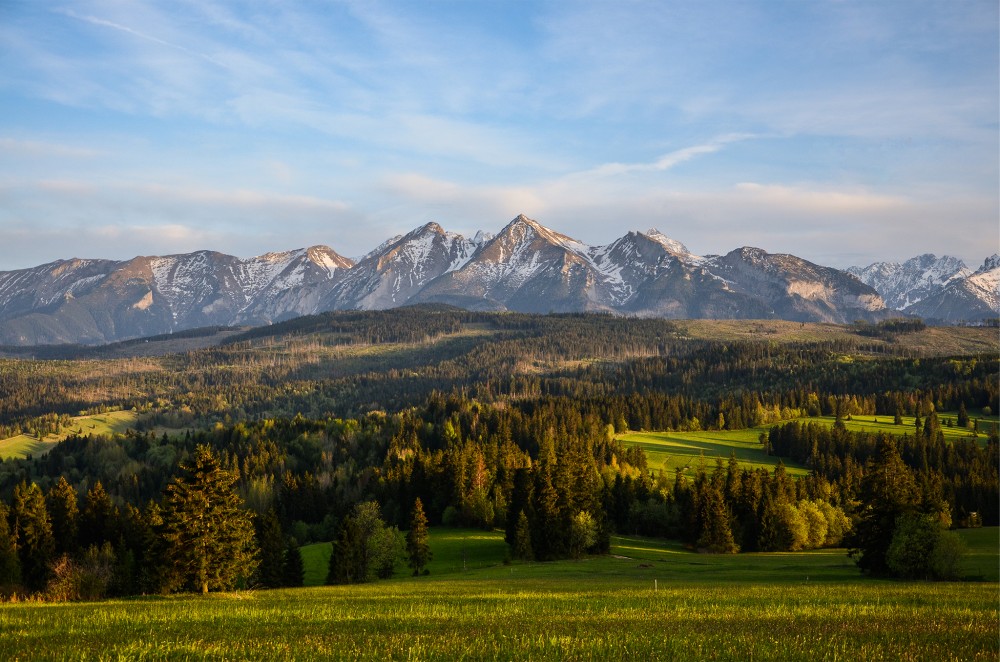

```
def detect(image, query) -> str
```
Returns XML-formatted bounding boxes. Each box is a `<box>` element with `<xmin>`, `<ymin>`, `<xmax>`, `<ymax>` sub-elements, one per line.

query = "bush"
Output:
<box><xmin>929</xmin><ymin>531</ymin><xmax>966</xmax><ymax>581</ymax></box>
<box><xmin>45</xmin><ymin>543</ymin><xmax>115</xmax><ymax>602</ymax></box>
<box><xmin>886</xmin><ymin>513</ymin><xmax>965</xmax><ymax>580</ymax></box>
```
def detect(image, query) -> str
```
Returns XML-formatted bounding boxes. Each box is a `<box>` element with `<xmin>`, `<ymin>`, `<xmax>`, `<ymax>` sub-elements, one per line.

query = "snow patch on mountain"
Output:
<box><xmin>848</xmin><ymin>254</ymin><xmax>970</xmax><ymax>311</ymax></box>
<box><xmin>966</xmin><ymin>254</ymin><xmax>1000</xmax><ymax>312</ymax></box>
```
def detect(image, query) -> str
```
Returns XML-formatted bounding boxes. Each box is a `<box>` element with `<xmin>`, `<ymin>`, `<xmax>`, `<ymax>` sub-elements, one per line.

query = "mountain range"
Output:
<box><xmin>848</xmin><ymin>253</ymin><xmax>999</xmax><ymax>323</ymax></box>
<box><xmin>0</xmin><ymin>215</ymin><xmax>995</xmax><ymax>346</ymax></box>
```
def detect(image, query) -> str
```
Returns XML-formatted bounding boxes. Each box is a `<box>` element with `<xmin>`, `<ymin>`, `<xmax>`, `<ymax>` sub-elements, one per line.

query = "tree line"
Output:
<box><xmin>0</xmin><ymin>384</ymin><xmax>995</xmax><ymax>598</ymax></box>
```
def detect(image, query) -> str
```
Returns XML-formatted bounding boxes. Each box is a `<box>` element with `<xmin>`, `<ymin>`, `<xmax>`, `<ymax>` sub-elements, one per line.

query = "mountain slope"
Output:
<box><xmin>325</xmin><ymin>222</ymin><xmax>485</xmax><ymax>310</ymax></box>
<box><xmin>0</xmin><ymin>247</ymin><xmax>352</xmax><ymax>344</ymax></box>
<box><xmin>705</xmin><ymin>247</ymin><xmax>886</xmax><ymax>323</ymax></box>
<box><xmin>903</xmin><ymin>255</ymin><xmax>1000</xmax><ymax>322</ymax></box>
<box><xmin>12</xmin><ymin>214</ymin><xmax>991</xmax><ymax>346</ymax></box>
<box><xmin>849</xmin><ymin>253</ymin><xmax>998</xmax><ymax>322</ymax></box>
<box><xmin>847</xmin><ymin>255</ymin><xmax>970</xmax><ymax>311</ymax></box>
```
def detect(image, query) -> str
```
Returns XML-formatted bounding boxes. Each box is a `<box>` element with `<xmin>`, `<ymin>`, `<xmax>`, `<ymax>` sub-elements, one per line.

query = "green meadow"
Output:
<box><xmin>619</xmin><ymin>428</ymin><xmax>810</xmax><ymax>478</ymax></box>
<box><xmin>0</xmin><ymin>410</ymin><xmax>143</xmax><ymax>460</ymax></box>
<box><xmin>619</xmin><ymin>412</ymin><xmax>997</xmax><ymax>479</ymax></box>
<box><xmin>2</xmin><ymin>528</ymin><xmax>994</xmax><ymax>661</ymax></box>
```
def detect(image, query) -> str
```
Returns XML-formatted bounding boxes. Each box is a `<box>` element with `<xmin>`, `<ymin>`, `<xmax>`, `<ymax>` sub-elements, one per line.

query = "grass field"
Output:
<box><xmin>0</xmin><ymin>410</ymin><xmax>143</xmax><ymax>460</ymax></box>
<box><xmin>619</xmin><ymin>428</ymin><xmax>810</xmax><ymax>478</ymax></box>
<box><xmin>2</xmin><ymin>527</ymin><xmax>995</xmax><ymax>660</ymax></box>
<box><xmin>619</xmin><ymin>412</ymin><xmax>997</xmax><ymax>479</ymax></box>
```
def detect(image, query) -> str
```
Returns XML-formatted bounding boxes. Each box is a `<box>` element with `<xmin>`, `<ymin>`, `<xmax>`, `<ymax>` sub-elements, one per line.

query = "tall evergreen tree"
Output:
<box><xmin>696</xmin><ymin>482</ymin><xmax>739</xmax><ymax>554</ymax></box>
<box><xmin>281</xmin><ymin>541</ymin><xmax>305</xmax><ymax>587</ymax></box>
<box><xmin>255</xmin><ymin>509</ymin><xmax>285</xmax><ymax>588</ymax></box>
<box><xmin>160</xmin><ymin>445</ymin><xmax>259</xmax><ymax>594</ymax></box>
<box><xmin>406</xmin><ymin>498</ymin><xmax>431</xmax><ymax>576</ymax></box>
<box><xmin>46</xmin><ymin>477</ymin><xmax>80</xmax><ymax>556</ymax></box>
<box><xmin>80</xmin><ymin>481</ymin><xmax>121</xmax><ymax>550</ymax></box>
<box><xmin>847</xmin><ymin>438</ymin><xmax>920</xmax><ymax>576</ymax></box>
<box><xmin>0</xmin><ymin>502</ymin><xmax>21</xmax><ymax>591</ymax></box>
<box><xmin>513</xmin><ymin>510</ymin><xmax>533</xmax><ymax>561</ymax></box>
<box><xmin>12</xmin><ymin>482</ymin><xmax>55</xmax><ymax>592</ymax></box>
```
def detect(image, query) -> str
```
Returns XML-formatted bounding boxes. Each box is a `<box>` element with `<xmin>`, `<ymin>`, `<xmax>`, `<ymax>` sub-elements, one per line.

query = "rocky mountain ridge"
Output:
<box><xmin>0</xmin><ymin>214</ymin><xmax>991</xmax><ymax>345</ymax></box>
<box><xmin>849</xmin><ymin>253</ymin><xmax>999</xmax><ymax>323</ymax></box>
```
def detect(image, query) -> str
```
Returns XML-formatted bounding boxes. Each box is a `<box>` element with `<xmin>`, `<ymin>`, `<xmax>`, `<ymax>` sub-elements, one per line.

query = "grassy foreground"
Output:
<box><xmin>1</xmin><ymin>529</ymin><xmax>996</xmax><ymax>661</ymax></box>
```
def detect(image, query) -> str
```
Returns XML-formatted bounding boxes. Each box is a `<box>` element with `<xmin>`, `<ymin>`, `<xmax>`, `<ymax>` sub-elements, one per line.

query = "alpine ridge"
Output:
<box><xmin>848</xmin><ymin>254</ymin><xmax>999</xmax><ymax>323</ymax></box>
<box><xmin>0</xmin><ymin>214</ymin><xmax>990</xmax><ymax>346</ymax></box>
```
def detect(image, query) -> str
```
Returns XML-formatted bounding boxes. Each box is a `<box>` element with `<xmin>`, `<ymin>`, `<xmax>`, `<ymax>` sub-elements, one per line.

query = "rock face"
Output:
<box><xmin>0</xmin><ymin>213</ymin><xmax>927</xmax><ymax>346</ymax></box>
<box><xmin>849</xmin><ymin>254</ymin><xmax>998</xmax><ymax>323</ymax></box>
<box><xmin>0</xmin><ymin>247</ymin><xmax>353</xmax><ymax>345</ymax></box>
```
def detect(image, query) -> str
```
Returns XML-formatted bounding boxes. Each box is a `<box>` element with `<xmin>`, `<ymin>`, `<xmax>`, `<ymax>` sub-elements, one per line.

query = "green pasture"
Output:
<box><xmin>303</xmin><ymin>526</ymin><xmax>999</xmax><ymax>585</ymax></box>
<box><xmin>619</xmin><ymin>428</ymin><xmax>811</xmax><ymax>479</ymax></box>
<box><xmin>619</xmin><ymin>411</ymin><xmax>997</xmax><ymax>480</ymax></box>
<box><xmin>2</xmin><ymin>527</ymin><xmax>997</xmax><ymax>661</ymax></box>
<box><xmin>957</xmin><ymin>527</ymin><xmax>1000</xmax><ymax>581</ymax></box>
<box><xmin>0</xmin><ymin>410</ymin><xmax>142</xmax><ymax>460</ymax></box>
<box><xmin>821</xmin><ymin>412</ymin><xmax>997</xmax><ymax>445</ymax></box>
<box><xmin>300</xmin><ymin>528</ymin><xmax>511</xmax><ymax>586</ymax></box>
<box><xmin>0</xmin><ymin>435</ymin><xmax>56</xmax><ymax>461</ymax></box>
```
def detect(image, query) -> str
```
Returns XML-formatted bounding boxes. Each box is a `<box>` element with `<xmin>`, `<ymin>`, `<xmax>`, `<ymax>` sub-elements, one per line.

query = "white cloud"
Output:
<box><xmin>732</xmin><ymin>182</ymin><xmax>908</xmax><ymax>214</ymax></box>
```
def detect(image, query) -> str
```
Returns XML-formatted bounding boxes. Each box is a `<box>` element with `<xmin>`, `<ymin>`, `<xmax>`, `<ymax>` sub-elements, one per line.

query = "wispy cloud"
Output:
<box><xmin>0</xmin><ymin>1</ymin><xmax>995</xmax><ymax>271</ymax></box>
<box><xmin>54</xmin><ymin>7</ymin><xmax>225</xmax><ymax>67</ymax></box>
<box><xmin>732</xmin><ymin>182</ymin><xmax>908</xmax><ymax>214</ymax></box>
<box><xmin>577</xmin><ymin>134</ymin><xmax>756</xmax><ymax>179</ymax></box>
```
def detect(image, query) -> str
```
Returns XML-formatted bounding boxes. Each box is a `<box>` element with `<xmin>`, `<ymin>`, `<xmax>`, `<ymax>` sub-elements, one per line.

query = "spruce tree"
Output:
<box><xmin>160</xmin><ymin>445</ymin><xmax>259</xmax><ymax>594</ymax></box>
<box><xmin>80</xmin><ymin>481</ymin><xmax>121</xmax><ymax>550</ymax></box>
<box><xmin>847</xmin><ymin>438</ymin><xmax>920</xmax><ymax>576</ymax></box>
<box><xmin>46</xmin><ymin>477</ymin><xmax>80</xmax><ymax>556</ymax></box>
<box><xmin>696</xmin><ymin>482</ymin><xmax>739</xmax><ymax>553</ymax></box>
<box><xmin>281</xmin><ymin>541</ymin><xmax>304</xmax><ymax>587</ymax></box>
<box><xmin>255</xmin><ymin>509</ymin><xmax>285</xmax><ymax>588</ymax></box>
<box><xmin>957</xmin><ymin>402</ymin><xmax>970</xmax><ymax>428</ymax></box>
<box><xmin>0</xmin><ymin>502</ymin><xmax>21</xmax><ymax>591</ymax></box>
<box><xmin>13</xmin><ymin>482</ymin><xmax>55</xmax><ymax>592</ymax></box>
<box><xmin>513</xmin><ymin>510</ymin><xmax>533</xmax><ymax>561</ymax></box>
<box><xmin>405</xmin><ymin>498</ymin><xmax>431</xmax><ymax>576</ymax></box>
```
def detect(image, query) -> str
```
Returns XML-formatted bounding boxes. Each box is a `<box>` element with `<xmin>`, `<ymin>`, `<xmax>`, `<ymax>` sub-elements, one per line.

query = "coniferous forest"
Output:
<box><xmin>0</xmin><ymin>308</ymin><xmax>996</xmax><ymax>598</ymax></box>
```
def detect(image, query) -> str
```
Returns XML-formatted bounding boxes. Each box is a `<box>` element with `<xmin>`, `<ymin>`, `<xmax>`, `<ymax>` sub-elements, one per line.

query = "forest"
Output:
<box><xmin>0</xmin><ymin>309</ymin><xmax>996</xmax><ymax>598</ymax></box>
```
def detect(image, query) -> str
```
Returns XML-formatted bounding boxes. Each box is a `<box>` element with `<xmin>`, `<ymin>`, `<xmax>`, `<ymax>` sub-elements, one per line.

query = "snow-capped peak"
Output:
<box><xmin>976</xmin><ymin>254</ymin><xmax>1000</xmax><ymax>274</ymax></box>
<box><xmin>848</xmin><ymin>253</ymin><xmax>971</xmax><ymax>311</ymax></box>
<box><xmin>642</xmin><ymin>228</ymin><xmax>690</xmax><ymax>256</ymax></box>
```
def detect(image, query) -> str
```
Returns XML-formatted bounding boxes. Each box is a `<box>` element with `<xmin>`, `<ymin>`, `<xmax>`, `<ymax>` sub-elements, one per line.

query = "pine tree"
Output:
<box><xmin>46</xmin><ymin>477</ymin><xmax>79</xmax><ymax>556</ymax></box>
<box><xmin>847</xmin><ymin>438</ymin><xmax>920</xmax><ymax>576</ymax></box>
<box><xmin>255</xmin><ymin>509</ymin><xmax>285</xmax><ymax>588</ymax></box>
<box><xmin>405</xmin><ymin>498</ymin><xmax>431</xmax><ymax>576</ymax></box>
<box><xmin>160</xmin><ymin>445</ymin><xmax>259</xmax><ymax>594</ymax></box>
<box><xmin>0</xmin><ymin>502</ymin><xmax>21</xmax><ymax>591</ymax></box>
<box><xmin>957</xmin><ymin>402</ymin><xmax>970</xmax><ymax>428</ymax></box>
<box><xmin>281</xmin><ymin>541</ymin><xmax>304</xmax><ymax>587</ymax></box>
<box><xmin>80</xmin><ymin>481</ymin><xmax>121</xmax><ymax>550</ymax></box>
<box><xmin>513</xmin><ymin>510</ymin><xmax>533</xmax><ymax>561</ymax></box>
<box><xmin>13</xmin><ymin>481</ymin><xmax>55</xmax><ymax>591</ymax></box>
<box><xmin>696</xmin><ymin>482</ymin><xmax>739</xmax><ymax>553</ymax></box>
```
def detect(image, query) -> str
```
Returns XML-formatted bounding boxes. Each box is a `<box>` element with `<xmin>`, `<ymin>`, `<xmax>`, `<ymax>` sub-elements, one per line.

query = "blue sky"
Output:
<box><xmin>0</xmin><ymin>0</ymin><xmax>996</xmax><ymax>270</ymax></box>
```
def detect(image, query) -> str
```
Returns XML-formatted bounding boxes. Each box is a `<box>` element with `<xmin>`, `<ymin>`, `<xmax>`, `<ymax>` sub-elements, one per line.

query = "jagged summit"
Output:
<box><xmin>848</xmin><ymin>254</ymin><xmax>973</xmax><ymax>313</ymax></box>
<box><xmin>0</xmin><ymin>215</ymin><xmax>991</xmax><ymax>345</ymax></box>
<box><xmin>977</xmin><ymin>253</ymin><xmax>1000</xmax><ymax>273</ymax></box>
<box><xmin>642</xmin><ymin>228</ymin><xmax>691</xmax><ymax>256</ymax></box>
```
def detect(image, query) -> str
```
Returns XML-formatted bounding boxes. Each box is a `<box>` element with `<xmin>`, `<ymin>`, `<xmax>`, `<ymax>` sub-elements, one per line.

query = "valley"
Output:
<box><xmin>0</xmin><ymin>309</ymin><xmax>995</xmax><ymax>661</ymax></box>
